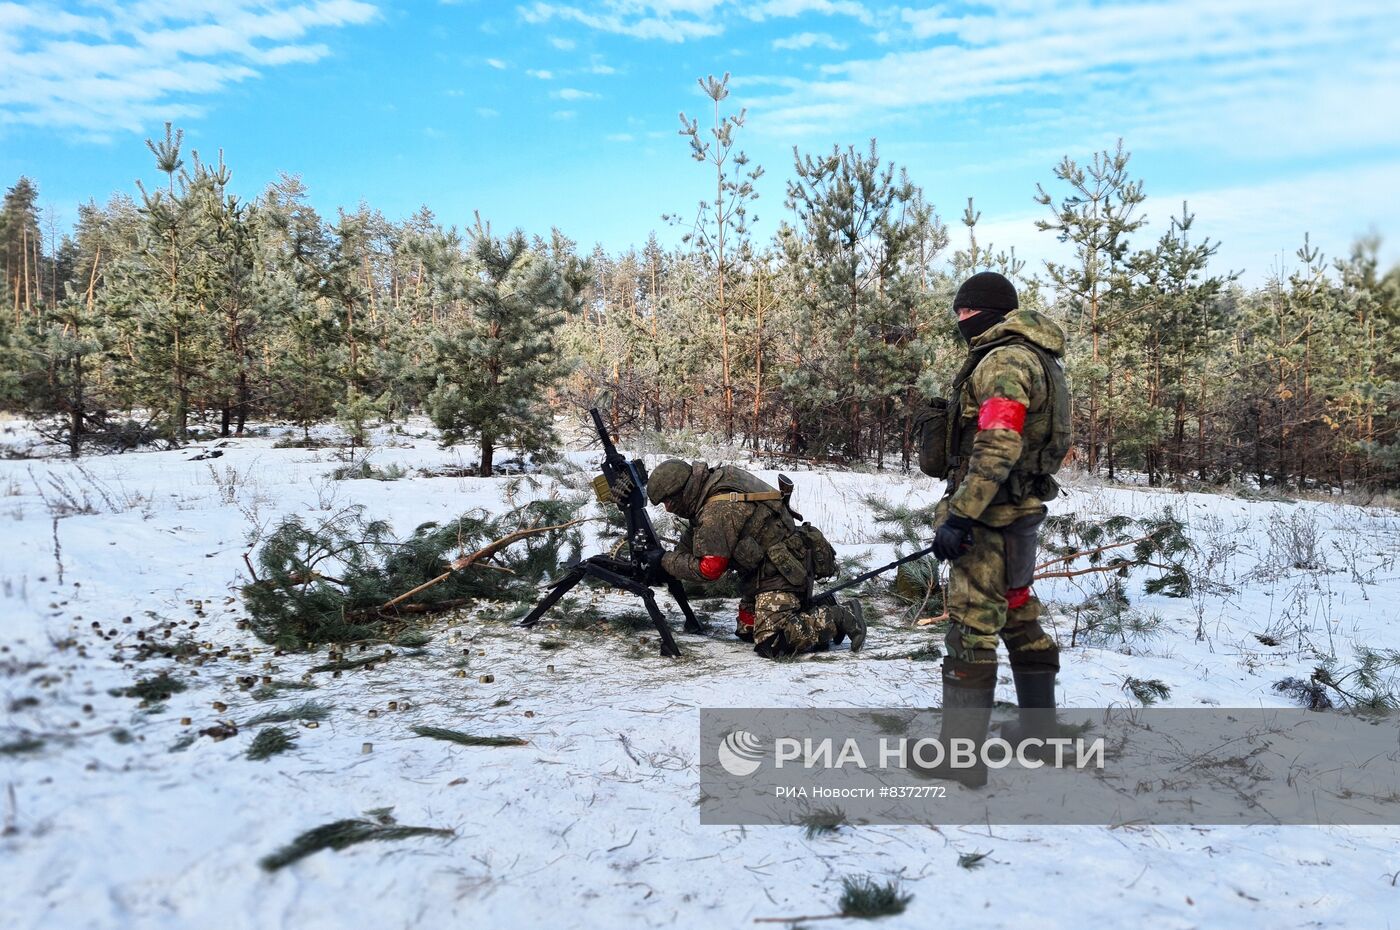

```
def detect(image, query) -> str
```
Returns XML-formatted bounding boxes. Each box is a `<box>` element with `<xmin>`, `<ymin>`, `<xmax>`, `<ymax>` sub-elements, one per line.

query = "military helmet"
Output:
<box><xmin>647</xmin><ymin>459</ymin><xmax>692</xmax><ymax>506</ymax></box>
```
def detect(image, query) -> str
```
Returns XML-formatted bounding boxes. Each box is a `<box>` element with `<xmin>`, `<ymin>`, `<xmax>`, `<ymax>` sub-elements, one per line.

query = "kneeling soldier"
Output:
<box><xmin>644</xmin><ymin>459</ymin><xmax>865</xmax><ymax>658</ymax></box>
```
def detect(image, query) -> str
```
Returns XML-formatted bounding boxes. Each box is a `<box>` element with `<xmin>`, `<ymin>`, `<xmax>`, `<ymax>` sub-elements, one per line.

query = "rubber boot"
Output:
<box><xmin>998</xmin><ymin>668</ymin><xmax>1059</xmax><ymax>763</ymax></box>
<box><xmin>910</xmin><ymin>663</ymin><xmax>994</xmax><ymax>788</ymax></box>
<box><xmin>832</xmin><ymin>599</ymin><xmax>866</xmax><ymax>652</ymax></box>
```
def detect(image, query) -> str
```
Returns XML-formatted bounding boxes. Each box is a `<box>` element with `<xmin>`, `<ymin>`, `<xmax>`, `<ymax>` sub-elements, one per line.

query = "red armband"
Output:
<box><xmin>1006</xmin><ymin>586</ymin><xmax>1031</xmax><ymax>610</ymax></box>
<box><xmin>699</xmin><ymin>556</ymin><xmax>730</xmax><ymax>580</ymax></box>
<box><xmin>978</xmin><ymin>397</ymin><xmax>1027</xmax><ymax>433</ymax></box>
<box><xmin>737</xmin><ymin>608</ymin><xmax>756</xmax><ymax>628</ymax></box>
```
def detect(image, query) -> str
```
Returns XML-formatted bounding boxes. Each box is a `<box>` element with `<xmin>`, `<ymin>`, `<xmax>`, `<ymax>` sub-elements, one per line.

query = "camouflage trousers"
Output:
<box><xmin>944</xmin><ymin>509</ymin><xmax>1059</xmax><ymax>672</ymax></box>
<box><xmin>752</xmin><ymin>590</ymin><xmax>839</xmax><ymax>658</ymax></box>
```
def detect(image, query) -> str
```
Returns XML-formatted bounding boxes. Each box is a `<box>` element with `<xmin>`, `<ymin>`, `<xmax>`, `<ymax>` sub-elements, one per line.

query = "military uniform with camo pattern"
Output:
<box><xmin>646</xmin><ymin>460</ymin><xmax>864</xmax><ymax>658</ymax></box>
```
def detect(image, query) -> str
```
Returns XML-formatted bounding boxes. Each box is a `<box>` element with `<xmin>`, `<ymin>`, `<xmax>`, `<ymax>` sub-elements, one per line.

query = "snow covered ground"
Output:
<box><xmin>3</xmin><ymin>416</ymin><xmax>1400</xmax><ymax>929</ymax></box>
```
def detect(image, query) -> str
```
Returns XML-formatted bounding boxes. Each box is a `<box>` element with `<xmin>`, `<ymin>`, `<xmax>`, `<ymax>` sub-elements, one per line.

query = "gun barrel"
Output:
<box><xmin>811</xmin><ymin>543</ymin><xmax>939</xmax><ymax>604</ymax></box>
<box><xmin>589</xmin><ymin>407</ymin><xmax>622</xmax><ymax>464</ymax></box>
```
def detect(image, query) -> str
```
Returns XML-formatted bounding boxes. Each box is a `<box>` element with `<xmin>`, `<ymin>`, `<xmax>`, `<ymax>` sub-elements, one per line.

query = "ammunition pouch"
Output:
<box><xmin>914</xmin><ymin>398</ymin><xmax>953</xmax><ymax>479</ymax></box>
<box><xmin>732</xmin><ymin>537</ymin><xmax>767</xmax><ymax>572</ymax></box>
<box><xmin>767</xmin><ymin>535</ymin><xmax>810</xmax><ymax>587</ymax></box>
<box><xmin>994</xmin><ymin>471</ymin><xmax>1061</xmax><ymax>506</ymax></box>
<box><xmin>797</xmin><ymin>524</ymin><xmax>838</xmax><ymax>579</ymax></box>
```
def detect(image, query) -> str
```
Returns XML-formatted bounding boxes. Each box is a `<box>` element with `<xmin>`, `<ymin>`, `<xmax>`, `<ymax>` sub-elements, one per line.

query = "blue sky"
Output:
<box><xmin>3</xmin><ymin>0</ymin><xmax>1398</xmax><ymax>284</ymax></box>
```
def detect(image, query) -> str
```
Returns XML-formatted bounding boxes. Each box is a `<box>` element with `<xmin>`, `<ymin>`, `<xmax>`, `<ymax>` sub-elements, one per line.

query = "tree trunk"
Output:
<box><xmin>236</xmin><ymin>368</ymin><xmax>249</xmax><ymax>436</ymax></box>
<box><xmin>480</xmin><ymin>434</ymin><xmax>494</xmax><ymax>477</ymax></box>
<box><xmin>751</xmin><ymin>271</ymin><xmax>764</xmax><ymax>450</ymax></box>
<box><xmin>69</xmin><ymin>354</ymin><xmax>83</xmax><ymax>459</ymax></box>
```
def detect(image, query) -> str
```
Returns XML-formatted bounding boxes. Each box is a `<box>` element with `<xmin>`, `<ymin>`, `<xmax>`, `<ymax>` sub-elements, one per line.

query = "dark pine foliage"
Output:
<box><xmin>242</xmin><ymin>498</ymin><xmax>585</xmax><ymax>649</ymax></box>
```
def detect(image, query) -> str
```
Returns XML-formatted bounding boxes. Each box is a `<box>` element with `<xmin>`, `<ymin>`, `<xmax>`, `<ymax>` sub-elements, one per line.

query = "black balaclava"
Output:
<box><xmin>957</xmin><ymin>309</ymin><xmax>1007</xmax><ymax>343</ymax></box>
<box><xmin>953</xmin><ymin>271</ymin><xmax>1018</xmax><ymax>343</ymax></box>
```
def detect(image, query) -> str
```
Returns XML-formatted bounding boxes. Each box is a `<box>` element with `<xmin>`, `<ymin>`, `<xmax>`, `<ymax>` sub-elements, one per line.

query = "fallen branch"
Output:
<box><xmin>916</xmin><ymin>608</ymin><xmax>950</xmax><ymax>627</ymax></box>
<box><xmin>1035</xmin><ymin>559</ymin><xmax>1177</xmax><ymax>582</ymax></box>
<box><xmin>245</xmin><ymin>568</ymin><xmax>346</xmax><ymax>589</ymax></box>
<box><xmin>754</xmin><ymin>914</ymin><xmax>843</xmax><ymax>924</ymax></box>
<box><xmin>380</xmin><ymin>518</ymin><xmax>585</xmax><ymax>610</ymax></box>
<box><xmin>1034</xmin><ymin>530</ymin><xmax>1161</xmax><ymax>572</ymax></box>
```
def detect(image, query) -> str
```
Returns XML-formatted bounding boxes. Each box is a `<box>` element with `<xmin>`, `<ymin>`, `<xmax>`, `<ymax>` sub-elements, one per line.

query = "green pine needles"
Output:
<box><xmin>241</xmin><ymin>497</ymin><xmax>585</xmax><ymax>649</ymax></box>
<box><xmin>1122</xmin><ymin>676</ymin><xmax>1172</xmax><ymax>705</ymax></box>
<box><xmin>410</xmin><ymin>726</ymin><xmax>527</xmax><ymax>747</ymax></box>
<box><xmin>798</xmin><ymin>807</ymin><xmax>847</xmax><ymax>839</ymax></box>
<box><xmin>838</xmin><ymin>876</ymin><xmax>912</xmax><ymax>918</ymax></box>
<box><xmin>259</xmin><ymin>809</ymin><xmax>452</xmax><ymax>871</ymax></box>
<box><xmin>425</xmin><ymin>224</ymin><xmax>575</xmax><ymax>477</ymax></box>
<box><xmin>245</xmin><ymin>701</ymin><xmax>330</xmax><ymax>727</ymax></box>
<box><xmin>246</xmin><ymin>727</ymin><xmax>297</xmax><ymax>761</ymax></box>
<box><xmin>110</xmin><ymin>671</ymin><xmax>187</xmax><ymax>705</ymax></box>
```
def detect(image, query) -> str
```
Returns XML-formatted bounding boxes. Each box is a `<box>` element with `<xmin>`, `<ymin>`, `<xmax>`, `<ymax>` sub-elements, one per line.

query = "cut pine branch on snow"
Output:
<box><xmin>240</xmin><ymin>499</ymin><xmax>589</xmax><ymax>649</ymax></box>
<box><xmin>380</xmin><ymin>517</ymin><xmax>586</xmax><ymax>610</ymax></box>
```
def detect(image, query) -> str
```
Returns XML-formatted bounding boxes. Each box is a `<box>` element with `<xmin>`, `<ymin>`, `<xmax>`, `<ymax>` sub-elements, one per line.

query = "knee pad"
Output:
<box><xmin>755</xmin><ymin>630</ymin><xmax>795</xmax><ymax>659</ymax></box>
<box><xmin>945</xmin><ymin>622</ymin><xmax>998</xmax><ymax>665</ymax></box>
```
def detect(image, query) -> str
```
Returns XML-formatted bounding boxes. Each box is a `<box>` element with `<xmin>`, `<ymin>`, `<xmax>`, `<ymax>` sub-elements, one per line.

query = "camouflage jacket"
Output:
<box><xmin>946</xmin><ymin>309</ymin><xmax>1069</xmax><ymax>527</ymax></box>
<box><xmin>660</xmin><ymin>465</ymin><xmax>801</xmax><ymax>595</ymax></box>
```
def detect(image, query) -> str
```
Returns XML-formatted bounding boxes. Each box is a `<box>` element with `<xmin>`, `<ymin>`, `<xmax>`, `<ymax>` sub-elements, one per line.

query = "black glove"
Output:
<box><xmin>932</xmin><ymin>513</ymin><xmax>974</xmax><ymax>561</ymax></box>
<box><xmin>640</xmin><ymin>549</ymin><xmax>668</xmax><ymax>586</ymax></box>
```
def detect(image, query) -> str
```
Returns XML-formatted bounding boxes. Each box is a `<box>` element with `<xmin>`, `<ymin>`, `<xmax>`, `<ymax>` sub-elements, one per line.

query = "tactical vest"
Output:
<box><xmin>917</xmin><ymin>336</ymin><xmax>1072</xmax><ymax>502</ymax></box>
<box><xmin>697</xmin><ymin>467</ymin><xmax>838</xmax><ymax>588</ymax></box>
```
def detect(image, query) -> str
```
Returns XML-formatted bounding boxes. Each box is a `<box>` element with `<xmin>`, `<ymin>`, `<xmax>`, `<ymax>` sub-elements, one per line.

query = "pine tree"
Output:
<box><xmin>425</xmin><ymin>221</ymin><xmax>572</xmax><ymax>475</ymax></box>
<box><xmin>783</xmin><ymin>139</ymin><xmax>934</xmax><ymax>465</ymax></box>
<box><xmin>1</xmin><ymin>177</ymin><xmax>44</xmax><ymax>322</ymax></box>
<box><xmin>1127</xmin><ymin>203</ymin><xmax>1235</xmax><ymax>484</ymax></box>
<box><xmin>258</xmin><ymin>175</ymin><xmax>340</xmax><ymax>436</ymax></box>
<box><xmin>1035</xmin><ymin>139</ymin><xmax>1147</xmax><ymax>476</ymax></box>
<box><xmin>106</xmin><ymin>126</ymin><xmax>222</xmax><ymax>441</ymax></box>
<box><xmin>669</xmin><ymin>72</ymin><xmax>763</xmax><ymax>441</ymax></box>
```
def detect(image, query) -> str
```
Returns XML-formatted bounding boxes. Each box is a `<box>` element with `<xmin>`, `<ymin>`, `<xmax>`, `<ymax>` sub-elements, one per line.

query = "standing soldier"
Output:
<box><xmin>915</xmin><ymin>271</ymin><xmax>1072</xmax><ymax>786</ymax></box>
<box><xmin>644</xmin><ymin>460</ymin><xmax>866</xmax><ymax>658</ymax></box>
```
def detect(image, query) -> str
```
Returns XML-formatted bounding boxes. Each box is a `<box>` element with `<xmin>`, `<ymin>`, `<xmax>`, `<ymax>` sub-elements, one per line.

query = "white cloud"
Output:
<box><xmin>548</xmin><ymin>35</ymin><xmax>575</xmax><ymax>50</ymax></box>
<box><xmin>476</xmin><ymin>106</ymin><xmax>500</xmax><ymax>117</ymax></box>
<box><xmin>1156</xmin><ymin>161</ymin><xmax>1400</xmax><ymax>283</ymax></box>
<box><xmin>253</xmin><ymin>43</ymin><xmax>329</xmax><ymax>65</ymax></box>
<box><xmin>771</xmin><ymin>31</ymin><xmax>845</xmax><ymax>51</ymax></box>
<box><xmin>0</xmin><ymin>0</ymin><xmax>377</xmax><ymax>135</ymax></box>
<box><xmin>485</xmin><ymin>57</ymin><xmax>508</xmax><ymax>69</ymax></box>
<box><xmin>747</xmin><ymin>0</ymin><xmax>1400</xmax><ymax>159</ymax></box>
<box><xmin>605</xmin><ymin>132</ymin><xmax>634</xmax><ymax>142</ymax></box>
<box><xmin>551</xmin><ymin>109</ymin><xmax>577</xmax><ymax>119</ymax></box>
<box><xmin>743</xmin><ymin>0</ymin><xmax>873</xmax><ymax>24</ymax></box>
<box><xmin>515</xmin><ymin>0</ymin><xmax>876</xmax><ymax>42</ymax></box>
<box><xmin>519</xmin><ymin>1</ymin><xmax>724</xmax><ymax>43</ymax></box>
<box><xmin>526</xmin><ymin>68</ymin><xmax>555</xmax><ymax>79</ymax></box>
<box><xmin>551</xmin><ymin>87</ymin><xmax>599</xmax><ymax>100</ymax></box>
<box><xmin>964</xmin><ymin>160</ymin><xmax>1400</xmax><ymax>288</ymax></box>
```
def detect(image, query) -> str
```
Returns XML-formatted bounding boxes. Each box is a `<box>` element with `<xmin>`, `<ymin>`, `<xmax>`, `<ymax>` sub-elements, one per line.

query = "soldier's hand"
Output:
<box><xmin>933</xmin><ymin>514</ymin><xmax>974</xmax><ymax>561</ymax></box>
<box><xmin>640</xmin><ymin>549</ymin><xmax>668</xmax><ymax>585</ymax></box>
